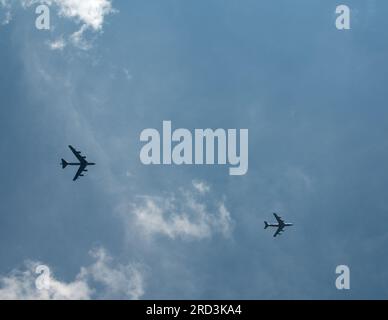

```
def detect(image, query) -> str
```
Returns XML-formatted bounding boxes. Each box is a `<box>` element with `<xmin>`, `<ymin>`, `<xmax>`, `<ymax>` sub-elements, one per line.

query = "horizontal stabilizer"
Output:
<box><xmin>61</xmin><ymin>159</ymin><xmax>68</xmax><ymax>169</ymax></box>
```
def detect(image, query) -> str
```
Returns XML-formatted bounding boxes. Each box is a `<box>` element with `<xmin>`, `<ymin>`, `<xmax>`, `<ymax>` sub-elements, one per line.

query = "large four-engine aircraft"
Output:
<box><xmin>264</xmin><ymin>213</ymin><xmax>293</xmax><ymax>237</ymax></box>
<box><xmin>61</xmin><ymin>145</ymin><xmax>95</xmax><ymax>181</ymax></box>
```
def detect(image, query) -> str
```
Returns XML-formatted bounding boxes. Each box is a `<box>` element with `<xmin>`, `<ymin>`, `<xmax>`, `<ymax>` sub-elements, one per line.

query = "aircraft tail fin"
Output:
<box><xmin>61</xmin><ymin>159</ymin><xmax>68</xmax><ymax>169</ymax></box>
<box><xmin>264</xmin><ymin>221</ymin><xmax>269</xmax><ymax>229</ymax></box>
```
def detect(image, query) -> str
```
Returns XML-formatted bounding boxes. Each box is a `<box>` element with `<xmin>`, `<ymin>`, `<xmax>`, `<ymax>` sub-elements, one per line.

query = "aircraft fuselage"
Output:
<box><xmin>266</xmin><ymin>223</ymin><xmax>293</xmax><ymax>228</ymax></box>
<box><xmin>66</xmin><ymin>162</ymin><xmax>95</xmax><ymax>166</ymax></box>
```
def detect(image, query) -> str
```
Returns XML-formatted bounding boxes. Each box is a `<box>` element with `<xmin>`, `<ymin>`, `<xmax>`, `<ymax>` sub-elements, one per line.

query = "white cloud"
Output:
<box><xmin>123</xmin><ymin>68</ymin><xmax>133</xmax><ymax>81</ymax></box>
<box><xmin>2</xmin><ymin>11</ymin><xmax>11</xmax><ymax>24</ymax></box>
<box><xmin>69</xmin><ymin>24</ymin><xmax>91</xmax><ymax>50</ymax></box>
<box><xmin>217</xmin><ymin>202</ymin><xmax>233</xmax><ymax>236</ymax></box>
<box><xmin>123</xmin><ymin>181</ymin><xmax>234</xmax><ymax>240</ymax></box>
<box><xmin>21</xmin><ymin>0</ymin><xmax>115</xmax><ymax>29</ymax></box>
<box><xmin>18</xmin><ymin>0</ymin><xmax>116</xmax><ymax>49</ymax></box>
<box><xmin>48</xmin><ymin>37</ymin><xmax>66</xmax><ymax>50</ymax></box>
<box><xmin>0</xmin><ymin>261</ymin><xmax>92</xmax><ymax>300</ymax></box>
<box><xmin>192</xmin><ymin>180</ymin><xmax>210</xmax><ymax>194</ymax></box>
<box><xmin>0</xmin><ymin>0</ymin><xmax>12</xmax><ymax>25</ymax></box>
<box><xmin>55</xmin><ymin>0</ymin><xmax>114</xmax><ymax>31</ymax></box>
<box><xmin>0</xmin><ymin>248</ymin><xmax>145</xmax><ymax>300</ymax></box>
<box><xmin>84</xmin><ymin>248</ymin><xmax>145</xmax><ymax>300</ymax></box>
<box><xmin>0</xmin><ymin>0</ymin><xmax>10</xmax><ymax>9</ymax></box>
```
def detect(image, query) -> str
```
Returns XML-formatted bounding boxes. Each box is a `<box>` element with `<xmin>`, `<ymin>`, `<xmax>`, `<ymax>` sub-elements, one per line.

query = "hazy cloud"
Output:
<box><xmin>122</xmin><ymin>181</ymin><xmax>234</xmax><ymax>240</ymax></box>
<box><xmin>192</xmin><ymin>180</ymin><xmax>211</xmax><ymax>194</ymax></box>
<box><xmin>84</xmin><ymin>248</ymin><xmax>145</xmax><ymax>300</ymax></box>
<box><xmin>0</xmin><ymin>0</ymin><xmax>12</xmax><ymax>25</ymax></box>
<box><xmin>47</xmin><ymin>37</ymin><xmax>66</xmax><ymax>50</ymax></box>
<box><xmin>14</xmin><ymin>0</ymin><xmax>116</xmax><ymax>49</ymax></box>
<box><xmin>0</xmin><ymin>248</ymin><xmax>144</xmax><ymax>300</ymax></box>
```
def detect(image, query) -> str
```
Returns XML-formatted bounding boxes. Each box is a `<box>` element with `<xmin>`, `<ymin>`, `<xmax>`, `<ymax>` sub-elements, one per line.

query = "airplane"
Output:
<box><xmin>61</xmin><ymin>145</ymin><xmax>95</xmax><ymax>181</ymax></box>
<box><xmin>264</xmin><ymin>213</ymin><xmax>293</xmax><ymax>237</ymax></box>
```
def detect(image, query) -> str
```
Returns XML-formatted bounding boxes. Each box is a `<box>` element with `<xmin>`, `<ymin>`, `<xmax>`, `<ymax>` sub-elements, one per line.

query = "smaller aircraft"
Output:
<box><xmin>61</xmin><ymin>145</ymin><xmax>95</xmax><ymax>181</ymax></box>
<box><xmin>264</xmin><ymin>213</ymin><xmax>293</xmax><ymax>237</ymax></box>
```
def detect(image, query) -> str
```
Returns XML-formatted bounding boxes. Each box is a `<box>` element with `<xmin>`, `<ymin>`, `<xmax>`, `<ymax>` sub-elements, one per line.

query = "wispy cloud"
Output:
<box><xmin>121</xmin><ymin>181</ymin><xmax>234</xmax><ymax>240</ymax></box>
<box><xmin>54</xmin><ymin>0</ymin><xmax>115</xmax><ymax>31</ymax></box>
<box><xmin>47</xmin><ymin>37</ymin><xmax>66</xmax><ymax>50</ymax></box>
<box><xmin>0</xmin><ymin>248</ymin><xmax>145</xmax><ymax>300</ymax></box>
<box><xmin>69</xmin><ymin>23</ymin><xmax>91</xmax><ymax>50</ymax></box>
<box><xmin>0</xmin><ymin>261</ymin><xmax>92</xmax><ymax>300</ymax></box>
<box><xmin>84</xmin><ymin>248</ymin><xmax>145</xmax><ymax>300</ymax></box>
<box><xmin>192</xmin><ymin>180</ymin><xmax>211</xmax><ymax>194</ymax></box>
<box><xmin>0</xmin><ymin>0</ymin><xmax>12</xmax><ymax>25</ymax></box>
<box><xmin>21</xmin><ymin>0</ymin><xmax>115</xmax><ymax>30</ymax></box>
<box><xmin>9</xmin><ymin>0</ymin><xmax>116</xmax><ymax>49</ymax></box>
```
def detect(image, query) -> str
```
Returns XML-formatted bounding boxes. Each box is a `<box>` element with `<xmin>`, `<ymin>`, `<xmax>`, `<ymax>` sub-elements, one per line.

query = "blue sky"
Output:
<box><xmin>0</xmin><ymin>0</ymin><xmax>387</xmax><ymax>299</ymax></box>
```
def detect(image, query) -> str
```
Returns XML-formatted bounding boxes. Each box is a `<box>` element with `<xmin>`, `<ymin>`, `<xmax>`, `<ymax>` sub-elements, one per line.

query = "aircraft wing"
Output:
<box><xmin>273</xmin><ymin>225</ymin><xmax>284</xmax><ymax>237</ymax></box>
<box><xmin>69</xmin><ymin>145</ymin><xmax>87</xmax><ymax>163</ymax></box>
<box><xmin>273</xmin><ymin>213</ymin><xmax>284</xmax><ymax>225</ymax></box>
<box><xmin>73</xmin><ymin>163</ymin><xmax>87</xmax><ymax>181</ymax></box>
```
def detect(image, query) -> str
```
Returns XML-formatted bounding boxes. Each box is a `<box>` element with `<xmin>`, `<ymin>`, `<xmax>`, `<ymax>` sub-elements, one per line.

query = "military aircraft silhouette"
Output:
<box><xmin>264</xmin><ymin>213</ymin><xmax>293</xmax><ymax>237</ymax></box>
<box><xmin>61</xmin><ymin>145</ymin><xmax>95</xmax><ymax>181</ymax></box>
